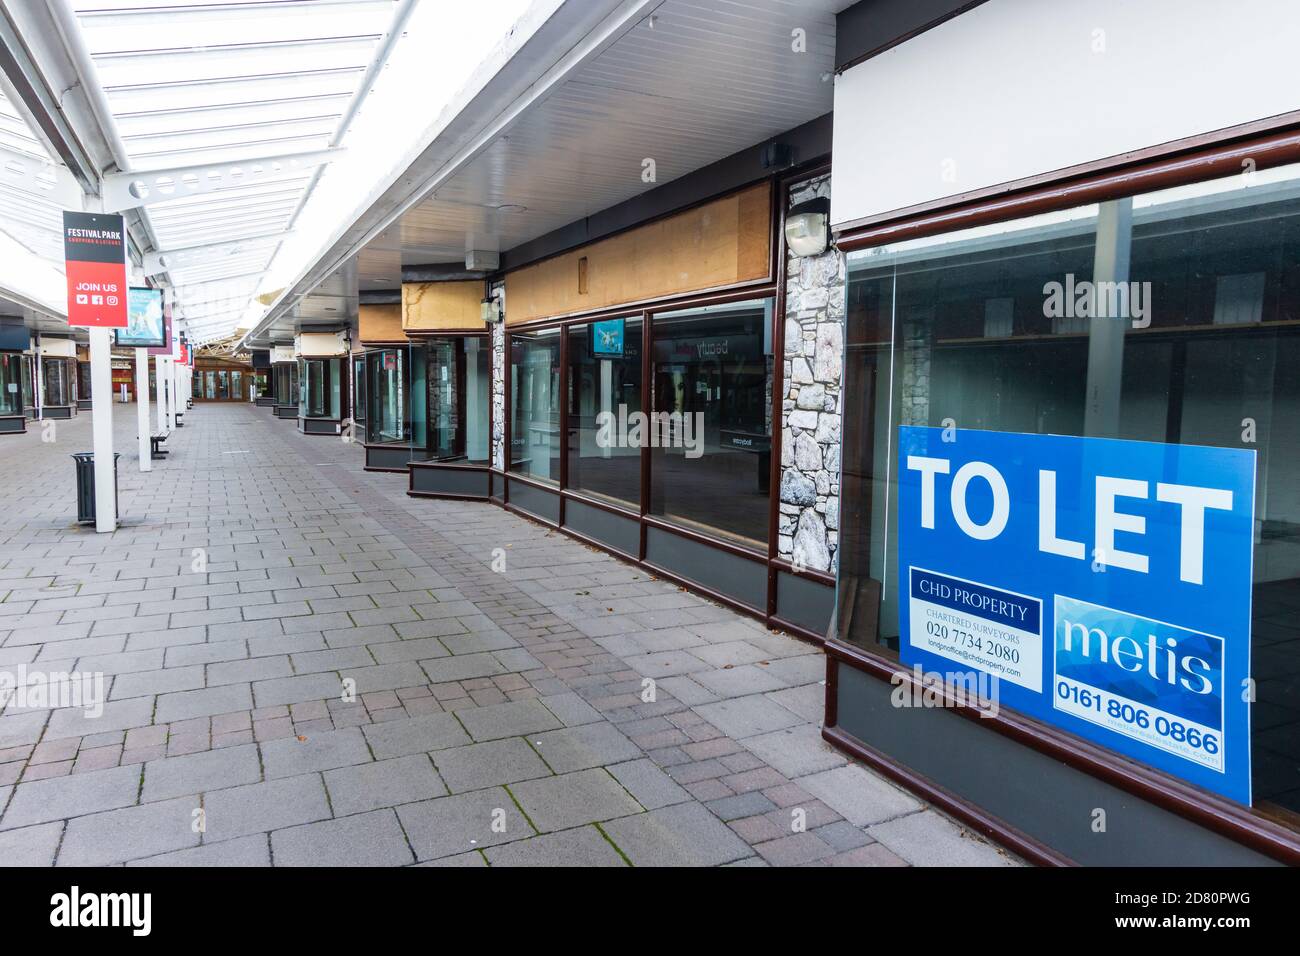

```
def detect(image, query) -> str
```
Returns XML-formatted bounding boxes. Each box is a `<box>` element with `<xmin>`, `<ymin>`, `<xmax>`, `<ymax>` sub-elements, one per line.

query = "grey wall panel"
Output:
<box><xmin>564</xmin><ymin>499</ymin><xmax>639</xmax><ymax>556</ymax></box>
<box><xmin>775</xmin><ymin>571</ymin><xmax>834</xmax><ymax>636</ymax></box>
<box><xmin>508</xmin><ymin>480</ymin><xmax>560</xmax><ymax>525</ymax></box>
<box><xmin>834</xmin><ymin>664</ymin><xmax>1279</xmax><ymax>866</ymax></box>
<box><xmin>0</xmin><ymin>417</ymin><xmax>25</xmax><ymax>434</ymax></box>
<box><xmin>301</xmin><ymin>418</ymin><xmax>340</xmax><ymax>435</ymax></box>
<box><xmin>274</xmin><ymin>405</ymin><xmax>297</xmax><ymax>419</ymax></box>
<box><xmin>644</xmin><ymin>526</ymin><xmax>766</xmax><ymax>609</ymax></box>
<box><xmin>367</xmin><ymin>445</ymin><xmax>412</xmax><ymax>470</ymax></box>
<box><xmin>411</xmin><ymin>466</ymin><xmax>489</xmax><ymax>498</ymax></box>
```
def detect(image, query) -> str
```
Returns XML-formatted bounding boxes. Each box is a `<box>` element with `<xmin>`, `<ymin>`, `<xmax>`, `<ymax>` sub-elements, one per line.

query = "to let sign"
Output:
<box><xmin>64</xmin><ymin>211</ymin><xmax>127</xmax><ymax>328</ymax></box>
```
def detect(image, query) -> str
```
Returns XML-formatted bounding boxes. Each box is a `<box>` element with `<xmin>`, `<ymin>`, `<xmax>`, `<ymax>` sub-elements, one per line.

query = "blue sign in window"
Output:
<box><xmin>898</xmin><ymin>426</ymin><xmax>1254</xmax><ymax>804</ymax></box>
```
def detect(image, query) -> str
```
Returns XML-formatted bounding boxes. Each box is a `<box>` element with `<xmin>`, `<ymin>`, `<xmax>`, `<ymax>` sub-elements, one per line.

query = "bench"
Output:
<box><xmin>174</xmin><ymin>412</ymin><xmax>184</xmax><ymax>428</ymax></box>
<box><xmin>150</xmin><ymin>433</ymin><xmax>169</xmax><ymax>460</ymax></box>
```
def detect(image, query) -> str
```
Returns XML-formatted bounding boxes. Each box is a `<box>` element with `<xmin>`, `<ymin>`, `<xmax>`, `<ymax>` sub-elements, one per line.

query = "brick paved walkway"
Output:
<box><xmin>0</xmin><ymin>404</ymin><xmax>1017</xmax><ymax>866</ymax></box>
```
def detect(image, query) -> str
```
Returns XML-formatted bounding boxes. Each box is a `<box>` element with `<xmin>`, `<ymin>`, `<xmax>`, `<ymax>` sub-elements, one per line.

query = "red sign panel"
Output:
<box><xmin>64</xmin><ymin>211</ymin><xmax>127</xmax><ymax>328</ymax></box>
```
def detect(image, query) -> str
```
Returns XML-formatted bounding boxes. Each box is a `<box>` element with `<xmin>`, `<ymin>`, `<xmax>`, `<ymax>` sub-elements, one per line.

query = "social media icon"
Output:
<box><xmin>76</xmin><ymin>294</ymin><xmax>88</xmax><ymax>305</ymax></box>
<box><xmin>106</xmin><ymin>295</ymin><xmax>118</xmax><ymax>306</ymax></box>
<box><xmin>91</xmin><ymin>295</ymin><xmax>103</xmax><ymax>305</ymax></box>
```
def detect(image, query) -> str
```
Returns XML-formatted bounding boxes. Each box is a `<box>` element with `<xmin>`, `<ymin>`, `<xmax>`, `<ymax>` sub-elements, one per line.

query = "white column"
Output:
<box><xmin>154</xmin><ymin>355</ymin><xmax>166</xmax><ymax>433</ymax></box>
<box><xmin>599</xmin><ymin>359</ymin><xmax>612</xmax><ymax>459</ymax></box>
<box><xmin>135</xmin><ymin>348</ymin><xmax>151</xmax><ymax>472</ymax></box>
<box><xmin>88</xmin><ymin>326</ymin><xmax>116</xmax><ymax>533</ymax></box>
<box><xmin>33</xmin><ymin>336</ymin><xmax>44</xmax><ymax>421</ymax></box>
<box><xmin>165</xmin><ymin>357</ymin><xmax>176</xmax><ymax>431</ymax></box>
<box><xmin>1083</xmin><ymin>198</ymin><xmax>1133</xmax><ymax>440</ymax></box>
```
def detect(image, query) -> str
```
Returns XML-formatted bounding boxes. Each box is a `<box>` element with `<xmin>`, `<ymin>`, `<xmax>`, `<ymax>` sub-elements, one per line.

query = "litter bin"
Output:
<box><xmin>72</xmin><ymin>452</ymin><xmax>120</xmax><ymax>525</ymax></box>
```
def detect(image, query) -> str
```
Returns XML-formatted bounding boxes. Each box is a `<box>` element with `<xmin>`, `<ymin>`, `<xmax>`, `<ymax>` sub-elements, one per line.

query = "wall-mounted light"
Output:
<box><xmin>481</xmin><ymin>295</ymin><xmax>502</xmax><ymax>324</ymax></box>
<box><xmin>784</xmin><ymin>196</ymin><xmax>831</xmax><ymax>258</ymax></box>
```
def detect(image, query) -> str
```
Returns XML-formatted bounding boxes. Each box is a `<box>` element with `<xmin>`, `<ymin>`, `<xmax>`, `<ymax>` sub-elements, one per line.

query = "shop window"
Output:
<box><xmin>76</xmin><ymin>361</ymin><xmax>92</xmax><ymax>402</ymax></box>
<box><xmin>366</xmin><ymin>348</ymin><xmax>408</xmax><ymax>443</ymax></box>
<box><xmin>648</xmin><ymin>299</ymin><xmax>774</xmax><ymax>546</ymax></box>
<box><xmin>42</xmin><ymin>358</ymin><xmax>69</xmax><ymax>407</ymax></box>
<box><xmin>567</xmin><ymin>318</ymin><xmax>643</xmax><ymax>508</ymax></box>
<box><xmin>300</xmin><ymin>358</ymin><xmax>341</xmax><ymax>419</ymax></box>
<box><xmin>21</xmin><ymin>356</ymin><xmax>33</xmax><ymax>412</ymax></box>
<box><xmin>352</xmin><ymin>356</ymin><xmax>366</xmax><ymax>425</ymax></box>
<box><xmin>424</xmin><ymin>336</ymin><xmax>490</xmax><ymax>464</ymax></box>
<box><xmin>510</xmin><ymin>330</ymin><xmax>561</xmax><ymax>483</ymax></box>
<box><xmin>274</xmin><ymin>364</ymin><xmax>297</xmax><ymax>406</ymax></box>
<box><xmin>840</xmin><ymin>162</ymin><xmax>1300</xmax><ymax>823</ymax></box>
<box><xmin>0</xmin><ymin>353</ymin><xmax>21</xmax><ymax>415</ymax></box>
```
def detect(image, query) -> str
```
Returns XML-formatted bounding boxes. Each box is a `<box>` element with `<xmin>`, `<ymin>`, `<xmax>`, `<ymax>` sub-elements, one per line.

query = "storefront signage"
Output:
<box><xmin>898</xmin><ymin>426</ymin><xmax>1254</xmax><ymax>804</ymax></box>
<box><xmin>63</xmin><ymin>211</ymin><xmax>127</xmax><ymax>329</ymax></box>
<box><xmin>592</xmin><ymin>319</ymin><xmax>625</xmax><ymax>357</ymax></box>
<box><xmin>116</xmin><ymin>287</ymin><xmax>166</xmax><ymax>348</ymax></box>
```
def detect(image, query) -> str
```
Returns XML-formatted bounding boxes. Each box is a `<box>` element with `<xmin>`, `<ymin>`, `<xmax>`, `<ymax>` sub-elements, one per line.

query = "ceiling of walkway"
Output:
<box><xmin>251</xmin><ymin>0</ymin><xmax>847</xmax><ymax>346</ymax></box>
<box><xmin>0</xmin><ymin>0</ymin><xmax>533</xmax><ymax>347</ymax></box>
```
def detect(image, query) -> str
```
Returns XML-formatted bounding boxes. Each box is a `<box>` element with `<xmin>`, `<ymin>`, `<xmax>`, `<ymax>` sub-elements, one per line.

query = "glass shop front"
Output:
<box><xmin>829</xmin><ymin>156</ymin><xmax>1300</xmax><ymax>865</ymax></box>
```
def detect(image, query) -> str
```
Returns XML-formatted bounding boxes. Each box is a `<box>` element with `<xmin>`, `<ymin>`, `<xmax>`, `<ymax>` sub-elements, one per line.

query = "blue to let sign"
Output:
<box><xmin>898</xmin><ymin>426</ymin><xmax>1255</xmax><ymax>804</ymax></box>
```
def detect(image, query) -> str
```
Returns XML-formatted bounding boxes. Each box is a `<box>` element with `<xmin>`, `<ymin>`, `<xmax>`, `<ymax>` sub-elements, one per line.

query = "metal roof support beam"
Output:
<box><xmin>0</xmin><ymin>3</ymin><xmax>99</xmax><ymax>193</ymax></box>
<box><xmin>102</xmin><ymin>148</ymin><xmax>343</xmax><ymax>213</ymax></box>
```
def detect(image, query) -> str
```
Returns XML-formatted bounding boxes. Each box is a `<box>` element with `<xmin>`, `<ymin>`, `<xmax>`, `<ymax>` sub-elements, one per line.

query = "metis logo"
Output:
<box><xmin>1053</xmin><ymin>594</ymin><xmax>1225</xmax><ymax>770</ymax></box>
<box><xmin>50</xmin><ymin>887</ymin><xmax>151</xmax><ymax>936</ymax></box>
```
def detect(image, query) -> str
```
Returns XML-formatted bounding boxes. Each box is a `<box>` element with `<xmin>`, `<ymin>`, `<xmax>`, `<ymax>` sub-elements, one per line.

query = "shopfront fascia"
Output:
<box><xmin>824</xmin><ymin>0</ymin><xmax>1300</xmax><ymax>865</ymax></box>
<box><xmin>490</xmin><ymin>177</ymin><xmax>838</xmax><ymax>643</ymax></box>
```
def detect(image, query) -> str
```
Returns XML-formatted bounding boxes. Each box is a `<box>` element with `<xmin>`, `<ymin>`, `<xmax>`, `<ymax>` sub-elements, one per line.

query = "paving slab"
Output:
<box><xmin>456</xmin><ymin>699</ymin><xmax>562</xmax><ymax>742</ymax></box>
<box><xmin>202</xmin><ymin>774</ymin><xmax>332</xmax><ymax>842</ymax></box>
<box><xmin>323</xmin><ymin>754</ymin><xmax>446</xmax><ymax>815</ymax></box>
<box><xmin>508</xmin><ymin>768</ymin><xmax>643</xmax><ymax>833</ymax></box>
<box><xmin>434</xmin><ymin>736</ymin><xmax>552</xmax><ymax>792</ymax></box>
<box><xmin>127</xmin><ymin>835</ymin><xmax>271</xmax><ymax>867</ymax></box>
<box><xmin>362</xmin><ymin>713</ymin><xmax>470</xmax><ymax>758</ymax></box>
<box><xmin>484</xmin><ymin>825</ymin><xmax>628</xmax><ymax>867</ymax></box>
<box><xmin>530</xmin><ymin>722</ymin><xmax>642</xmax><ymax>773</ymax></box>
<box><xmin>142</xmin><ymin>744</ymin><xmax>263</xmax><ymax>802</ymax></box>
<box><xmin>797</xmin><ymin>764</ymin><xmax>922</xmax><ymax>827</ymax></box>
<box><xmin>0</xmin><ymin>763</ymin><xmax>142</xmax><ymax>830</ymax></box>
<box><xmin>0</xmin><ymin>821</ymin><xmax>64</xmax><ymax>866</ymax></box>
<box><xmin>695</xmin><ymin>694</ymin><xmax>803</xmax><ymax>739</ymax></box>
<box><xmin>261</xmin><ymin>727</ymin><xmax>371</xmax><ymax>779</ymax></box>
<box><xmin>396</xmin><ymin>787</ymin><xmax>534</xmax><ymax>861</ymax></box>
<box><xmin>271</xmin><ymin>809</ymin><xmax>415</xmax><ymax>866</ymax></box>
<box><xmin>868</xmin><ymin>809</ymin><xmax>1016</xmax><ymax>867</ymax></box>
<box><xmin>58</xmin><ymin>796</ymin><xmax>200</xmax><ymax>866</ymax></box>
<box><xmin>601</xmin><ymin>801</ymin><xmax>753</xmax><ymax>867</ymax></box>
